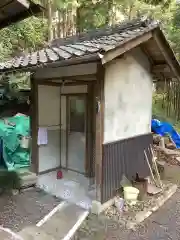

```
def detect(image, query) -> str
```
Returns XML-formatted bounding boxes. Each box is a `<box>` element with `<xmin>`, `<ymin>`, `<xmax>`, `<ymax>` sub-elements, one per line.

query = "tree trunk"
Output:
<box><xmin>128</xmin><ymin>3</ymin><xmax>134</xmax><ymax>20</ymax></box>
<box><xmin>58</xmin><ymin>10</ymin><xmax>61</xmax><ymax>38</ymax></box>
<box><xmin>47</xmin><ymin>0</ymin><xmax>53</xmax><ymax>41</ymax></box>
<box><xmin>76</xmin><ymin>7</ymin><xmax>81</xmax><ymax>34</ymax></box>
<box><xmin>105</xmin><ymin>0</ymin><xmax>113</xmax><ymax>25</ymax></box>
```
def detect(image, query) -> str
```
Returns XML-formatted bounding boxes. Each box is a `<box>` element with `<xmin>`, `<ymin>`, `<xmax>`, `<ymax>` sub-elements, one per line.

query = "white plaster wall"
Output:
<box><xmin>104</xmin><ymin>47</ymin><xmax>153</xmax><ymax>143</ymax></box>
<box><xmin>38</xmin><ymin>85</ymin><xmax>60</xmax><ymax>126</ymax></box>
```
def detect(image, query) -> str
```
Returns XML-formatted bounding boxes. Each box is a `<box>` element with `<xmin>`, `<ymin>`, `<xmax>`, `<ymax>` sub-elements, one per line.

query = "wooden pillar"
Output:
<box><xmin>86</xmin><ymin>82</ymin><xmax>94</xmax><ymax>178</ymax></box>
<box><xmin>30</xmin><ymin>75</ymin><xmax>39</xmax><ymax>174</ymax></box>
<box><xmin>95</xmin><ymin>63</ymin><xmax>105</xmax><ymax>202</ymax></box>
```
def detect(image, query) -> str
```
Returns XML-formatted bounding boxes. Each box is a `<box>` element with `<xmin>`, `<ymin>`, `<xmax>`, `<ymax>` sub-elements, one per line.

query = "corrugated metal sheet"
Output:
<box><xmin>0</xmin><ymin>18</ymin><xmax>159</xmax><ymax>71</ymax></box>
<box><xmin>101</xmin><ymin>133</ymin><xmax>153</xmax><ymax>203</ymax></box>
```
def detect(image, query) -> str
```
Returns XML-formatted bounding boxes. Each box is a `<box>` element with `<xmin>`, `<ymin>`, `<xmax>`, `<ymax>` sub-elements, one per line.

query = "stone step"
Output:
<box><xmin>40</xmin><ymin>202</ymin><xmax>89</xmax><ymax>239</ymax></box>
<box><xmin>18</xmin><ymin>226</ymin><xmax>55</xmax><ymax>240</ymax></box>
<box><xmin>18</xmin><ymin>171</ymin><xmax>37</xmax><ymax>188</ymax></box>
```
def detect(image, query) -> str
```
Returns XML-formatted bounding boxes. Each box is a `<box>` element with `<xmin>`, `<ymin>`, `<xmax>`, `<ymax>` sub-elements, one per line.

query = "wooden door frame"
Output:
<box><xmin>30</xmin><ymin>75</ymin><xmax>39</xmax><ymax>174</ymax></box>
<box><xmin>31</xmin><ymin>79</ymin><xmax>94</xmax><ymax>176</ymax></box>
<box><xmin>95</xmin><ymin>63</ymin><xmax>105</xmax><ymax>202</ymax></box>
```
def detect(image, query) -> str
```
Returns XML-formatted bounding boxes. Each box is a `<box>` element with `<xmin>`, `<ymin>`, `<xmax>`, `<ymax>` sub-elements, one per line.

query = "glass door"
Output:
<box><xmin>67</xmin><ymin>95</ymin><xmax>86</xmax><ymax>173</ymax></box>
<box><xmin>60</xmin><ymin>95</ymin><xmax>67</xmax><ymax>168</ymax></box>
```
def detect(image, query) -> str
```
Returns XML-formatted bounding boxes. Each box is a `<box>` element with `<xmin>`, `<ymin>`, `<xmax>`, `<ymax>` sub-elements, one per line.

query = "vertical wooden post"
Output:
<box><xmin>95</xmin><ymin>63</ymin><xmax>105</xmax><ymax>202</ymax></box>
<box><xmin>30</xmin><ymin>75</ymin><xmax>39</xmax><ymax>174</ymax></box>
<box><xmin>85</xmin><ymin>83</ymin><xmax>93</xmax><ymax>178</ymax></box>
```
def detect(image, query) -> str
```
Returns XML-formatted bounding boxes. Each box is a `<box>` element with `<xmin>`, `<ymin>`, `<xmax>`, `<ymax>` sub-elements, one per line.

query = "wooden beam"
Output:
<box><xmin>36</xmin><ymin>74</ymin><xmax>96</xmax><ymax>82</ymax></box>
<box><xmin>30</xmin><ymin>75</ymin><xmax>39</xmax><ymax>174</ymax></box>
<box><xmin>101</xmin><ymin>31</ymin><xmax>153</xmax><ymax>64</ymax></box>
<box><xmin>34</xmin><ymin>63</ymin><xmax>97</xmax><ymax>80</ymax></box>
<box><xmin>37</xmin><ymin>80</ymin><xmax>91</xmax><ymax>86</ymax></box>
<box><xmin>141</xmin><ymin>45</ymin><xmax>154</xmax><ymax>66</ymax></box>
<box><xmin>95</xmin><ymin>63</ymin><xmax>105</xmax><ymax>202</ymax></box>
<box><xmin>153</xmin><ymin>29</ymin><xmax>180</xmax><ymax>81</ymax></box>
<box><xmin>152</xmin><ymin>64</ymin><xmax>171</xmax><ymax>73</ymax></box>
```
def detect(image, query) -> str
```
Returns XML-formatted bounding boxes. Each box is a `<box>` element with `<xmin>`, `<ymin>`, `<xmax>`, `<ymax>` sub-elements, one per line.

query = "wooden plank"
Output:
<box><xmin>144</xmin><ymin>150</ymin><xmax>156</xmax><ymax>184</ymax></box>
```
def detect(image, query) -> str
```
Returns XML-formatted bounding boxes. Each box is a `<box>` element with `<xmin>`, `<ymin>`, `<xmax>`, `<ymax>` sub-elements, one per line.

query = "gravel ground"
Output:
<box><xmin>0</xmin><ymin>188</ymin><xmax>61</xmax><ymax>232</ymax></box>
<box><xmin>74</xmin><ymin>187</ymin><xmax>180</xmax><ymax>240</ymax></box>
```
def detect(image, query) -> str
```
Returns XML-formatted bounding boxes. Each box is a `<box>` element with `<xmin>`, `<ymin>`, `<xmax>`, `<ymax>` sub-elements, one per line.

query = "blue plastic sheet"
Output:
<box><xmin>151</xmin><ymin>119</ymin><xmax>180</xmax><ymax>148</ymax></box>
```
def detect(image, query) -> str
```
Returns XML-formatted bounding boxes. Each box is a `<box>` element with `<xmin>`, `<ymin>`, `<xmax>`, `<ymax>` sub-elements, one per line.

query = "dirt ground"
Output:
<box><xmin>0</xmin><ymin>188</ymin><xmax>61</xmax><ymax>232</ymax></box>
<box><xmin>74</xmin><ymin>188</ymin><xmax>180</xmax><ymax>240</ymax></box>
<box><xmin>74</xmin><ymin>164</ymin><xmax>180</xmax><ymax>240</ymax></box>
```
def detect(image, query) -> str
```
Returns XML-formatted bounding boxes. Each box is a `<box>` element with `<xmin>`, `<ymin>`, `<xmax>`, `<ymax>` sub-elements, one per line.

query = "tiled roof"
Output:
<box><xmin>0</xmin><ymin>18</ymin><xmax>159</xmax><ymax>71</ymax></box>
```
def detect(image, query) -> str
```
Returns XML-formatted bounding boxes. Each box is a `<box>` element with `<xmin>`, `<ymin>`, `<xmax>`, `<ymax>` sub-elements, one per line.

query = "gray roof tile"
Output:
<box><xmin>0</xmin><ymin>17</ymin><xmax>159</xmax><ymax>71</ymax></box>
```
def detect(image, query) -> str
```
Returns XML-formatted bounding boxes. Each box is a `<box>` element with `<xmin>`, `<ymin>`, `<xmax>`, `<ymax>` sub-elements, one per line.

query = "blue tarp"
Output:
<box><xmin>151</xmin><ymin>119</ymin><xmax>180</xmax><ymax>148</ymax></box>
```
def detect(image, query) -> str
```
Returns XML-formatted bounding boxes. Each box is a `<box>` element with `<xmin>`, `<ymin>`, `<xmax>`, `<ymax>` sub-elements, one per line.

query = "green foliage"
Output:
<box><xmin>152</xmin><ymin>92</ymin><xmax>180</xmax><ymax>133</ymax></box>
<box><xmin>0</xmin><ymin>17</ymin><xmax>48</xmax><ymax>61</ymax></box>
<box><xmin>0</xmin><ymin>0</ymin><xmax>179</xmax><ymax>62</ymax></box>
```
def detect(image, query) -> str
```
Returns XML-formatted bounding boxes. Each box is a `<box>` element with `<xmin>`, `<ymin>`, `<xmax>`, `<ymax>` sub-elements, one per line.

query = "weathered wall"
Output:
<box><xmin>104</xmin><ymin>47</ymin><xmax>153</xmax><ymax>143</ymax></box>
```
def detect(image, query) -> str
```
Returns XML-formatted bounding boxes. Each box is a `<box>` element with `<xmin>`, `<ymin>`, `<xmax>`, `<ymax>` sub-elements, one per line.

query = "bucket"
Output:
<box><xmin>20</xmin><ymin>136</ymin><xmax>30</xmax><ymax>149</ymax></box>
<box><xmin>124</xmin><ymin>186</ymin><xmax>139</xmax><ymax>205</ymax></box>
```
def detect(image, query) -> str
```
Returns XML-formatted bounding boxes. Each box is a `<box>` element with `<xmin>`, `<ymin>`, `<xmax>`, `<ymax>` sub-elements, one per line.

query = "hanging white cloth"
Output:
<box><xmin>38</xmin><ymin>127</ymin><xmax>48</xmax><ymax>145</ymax></box>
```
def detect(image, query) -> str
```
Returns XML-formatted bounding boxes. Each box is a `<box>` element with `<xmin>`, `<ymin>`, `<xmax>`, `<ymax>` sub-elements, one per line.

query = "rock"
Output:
<box><xmin>154</xmin><ymin>146</ymin><xmax>180</xmax><ymax>166</ymax></box>
<box><xmin>12</xmin><ymin>189</ymin><xmax>19</xmax><ymax>196</ymax></box>
<box><xmin>147</xmin><ymin>183</ymin><xmax>162</xmax><ymax>195</ymax></box>
<box><xmin>153</xmin><ymin>134</ymin><xmax>161</xmax><ymax>145</ymax></box>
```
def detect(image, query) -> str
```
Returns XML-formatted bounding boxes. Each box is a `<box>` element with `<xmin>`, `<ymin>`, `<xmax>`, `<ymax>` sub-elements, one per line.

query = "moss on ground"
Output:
<box><xmin>0</xmin><ymin>170</ymin><xmax>21</xmax><ymax>193</ymax></box>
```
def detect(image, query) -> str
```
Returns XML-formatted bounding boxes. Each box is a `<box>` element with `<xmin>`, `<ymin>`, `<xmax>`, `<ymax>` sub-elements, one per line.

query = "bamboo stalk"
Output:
<box><xmin>150</xmin><ymin>145</ymin><xmax>163</xmax><ymax>190</ymax></box>
<box><xmin>144</xmin><ymin>150</ymin><xmax>156</xmax><ymax>185</ymax></box>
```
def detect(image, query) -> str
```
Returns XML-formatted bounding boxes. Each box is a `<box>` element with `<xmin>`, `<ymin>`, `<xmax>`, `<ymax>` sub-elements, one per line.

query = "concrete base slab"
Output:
<box><xmin>18</xmin><ymin>201</ymin><xmax>89</xmax><ymax>240</ymax></box>
<box><xmin>91</xmin><ymin>198</ymin><xmax>115</xmax><ymax>215</ymax></box>
<box><xmin>19</xmin><ymin>226</ymin><xmax>56</xmax><ymax>240</ymax></box>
